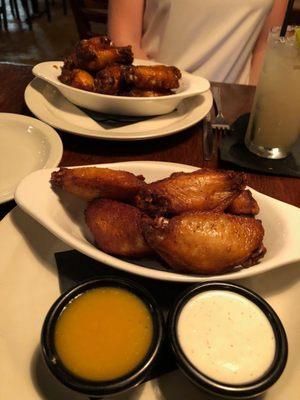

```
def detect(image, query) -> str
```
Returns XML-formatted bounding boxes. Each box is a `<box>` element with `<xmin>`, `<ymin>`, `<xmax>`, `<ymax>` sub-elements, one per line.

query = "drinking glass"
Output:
<box><xmin>245</xmin><ymin>26</ymin><xmax>300</xmax><ymax>159</ymax></box>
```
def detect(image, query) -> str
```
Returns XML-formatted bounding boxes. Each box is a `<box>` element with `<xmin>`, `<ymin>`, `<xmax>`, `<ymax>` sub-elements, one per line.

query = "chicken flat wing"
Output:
<box><xmin>226</xmin><ymin>189</ymin><xmax>259</xmax><ymax>215</ymax></box>
<box><xmin>94</xmin><ymin>64</ymin><xmax>127</xmax><ymax>95</ymax></box>
<box><xmin>125</xmin><ymin>65</ymin><xmax>181</xmax><ymax>90</ymax></box>
<box><xmin>51</xmin><ymin>167</ymin><xmax>146</xmax><ymax>201</ymax></box>
<box><xmin>85</xmin><ymin>199</ymin><xmax>153</xmax><ymax>258</ymax></box>
<box><xmin>59</xmin><ymin>68</ymin><xmax>95</xmax><ymax>92</ymax></box>
<box><xmin>142</xmin><ymin>212</ymin><xmax>266</xmax><ymax>275</ymax></box>
<box><xmin>136</xmin><ymin>169</ymin><xmax>245</xmax><ymax>216</ymax></box>
<box><xmin>76</xmin><ymin>40</ymin><xmax>133</xmax><ymax>72</ymax></box>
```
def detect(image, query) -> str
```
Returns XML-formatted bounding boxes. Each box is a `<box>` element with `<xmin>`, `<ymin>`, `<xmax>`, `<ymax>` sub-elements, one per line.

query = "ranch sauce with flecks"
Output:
<box><xmin>177</xmin><ymin>290</ymin><xmax>276</xmax><ymax>385</ymax></box>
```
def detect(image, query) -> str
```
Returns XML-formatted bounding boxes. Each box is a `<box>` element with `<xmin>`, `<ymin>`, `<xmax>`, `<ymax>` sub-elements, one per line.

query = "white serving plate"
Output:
<box><xmin>14</xmin><ymin>161</ymin><xmax>300</xmax><ymax>283</ymax></box>
<box><xmin>32</xmin><ymin>60</ymin><xmax>210</xmax><ymax>116</ymax></box>
<box><xmin>25</xmin><ymin>78</ymin><xmax>213</xmax><ymax>140</ymax></box>
<box><xmin>0</xmin><ymin>207</ymin><xmax>299</xmax><ymax>399</ymax></box>
<box><xmin>0</xmin><ymin>113</ymin><xmax>63</xmax><ymax>204</ymax></box>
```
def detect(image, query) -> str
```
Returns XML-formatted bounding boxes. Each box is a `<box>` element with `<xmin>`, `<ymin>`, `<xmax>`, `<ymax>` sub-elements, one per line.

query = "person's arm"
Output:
<box><xmin>107</xmin><ymin>0</ymin><xmax>148</xmax><ymax>59</ymax></box>
<box><xmin>249</xmin><ymin>0</ymin><xmax>288</xmax><ymax>85</ymax></box>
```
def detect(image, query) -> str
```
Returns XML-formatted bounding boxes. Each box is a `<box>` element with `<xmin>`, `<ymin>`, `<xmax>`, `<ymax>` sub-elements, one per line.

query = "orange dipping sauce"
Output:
<box><xmin>54</xmin><ymin>287</ymin><xmax>153</xmax><ymax>381</ymax></box>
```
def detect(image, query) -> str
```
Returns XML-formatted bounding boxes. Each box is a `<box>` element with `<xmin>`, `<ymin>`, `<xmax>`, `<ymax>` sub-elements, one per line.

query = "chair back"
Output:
<box><xmin>69</xmin><ymin>0</ymin><xmax>108</xmax><ymax>39</ymax></box>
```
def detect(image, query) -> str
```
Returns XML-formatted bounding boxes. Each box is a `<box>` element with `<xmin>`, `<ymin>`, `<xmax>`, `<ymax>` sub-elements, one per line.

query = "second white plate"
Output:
<box><xmin>0</xmin><ymin>113</ymin><xmax>63</xmax><ymax>204</ymax></box>
<box><xmin>25</xmin><ymin>78</ymin><xmax>212</xmax><ymax>140</ymax></box>
<box><xmin>14</xmin><ymin>161</ymin><xmax>300</xmax><ymax>283</ymax></box>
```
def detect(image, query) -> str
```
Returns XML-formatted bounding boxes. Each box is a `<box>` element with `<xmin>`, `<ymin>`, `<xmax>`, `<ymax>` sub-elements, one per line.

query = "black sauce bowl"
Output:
<box><xmin>168</xmin><ymin>281</ymin><xmax>288</xmax><ymax>399</ymax></box>
<box><xmin>41</xmin><ymin>276</ymin><xmax>164</xmax><ymax>397</ymax></box>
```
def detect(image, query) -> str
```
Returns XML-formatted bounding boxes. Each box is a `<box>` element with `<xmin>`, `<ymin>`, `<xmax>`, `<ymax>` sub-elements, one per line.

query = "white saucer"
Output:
<box><xmin>24</xmin><ymin>78</ymin><xmax>213</xmax><ymax>141</ymax></box>
<box><xmin>0</xmin><ymin>113</ymin><xmax>63</xmax><ymax>204</ymax></box>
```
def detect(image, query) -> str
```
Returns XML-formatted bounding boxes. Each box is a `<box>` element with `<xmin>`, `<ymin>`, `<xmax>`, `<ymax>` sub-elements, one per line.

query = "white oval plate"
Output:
<box><xmin>25</xmin><ymin>78</ymin><xmax>213</xmax><ymax>141</ymax></box>
<box><xmin>1</xmin><ymin>207</ymin><xmax>299</xmax><ymax>399</ymax></box>
<box><xmin>0</xmin><ymin>113</ymin><xmax>63</xmax><ymax>204</ymax></box>
<box><xmin>32</xmin><ymin>60</ymin><xmax>210</xmax><ymax>116</ymax></box>
<box><xmin>14</xmin><ymin>161</ymin><xmax>300</xmax><ymax>283</ymax></box>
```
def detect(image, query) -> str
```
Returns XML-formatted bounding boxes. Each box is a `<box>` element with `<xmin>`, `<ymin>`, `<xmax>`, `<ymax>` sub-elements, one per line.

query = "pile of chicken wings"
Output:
<box><xmin>59</xmin><ymin>36</ymin><xmax>181</xmax><ymax>97</ymax></box>
<box><xmin>51</xmin><ymin>167</ymin><xmax>266</xmax><ymax>275</ymax></box>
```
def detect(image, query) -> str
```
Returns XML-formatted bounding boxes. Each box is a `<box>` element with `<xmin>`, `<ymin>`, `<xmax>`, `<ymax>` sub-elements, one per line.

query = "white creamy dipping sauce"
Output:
<box><xmin>177</xmin><ymin>290</ymin><xmax>276</xmax><ymax>385</ymax></box>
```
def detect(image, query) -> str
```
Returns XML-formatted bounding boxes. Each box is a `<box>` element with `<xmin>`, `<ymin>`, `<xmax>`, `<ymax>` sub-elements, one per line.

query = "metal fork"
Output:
<box><xmin>203</xmin><ymin>86</ymin><xmax>231</xmax><ymax>160</ymax></box>
<box><xmin>203</xmin><ymin>112</ymin><xmax>214</xmax><ymax>161</ymax></box>
<box><xmin>211</xmin><ymin>86</ymin><xmax>231</xmax><ymax>132</ymax></box>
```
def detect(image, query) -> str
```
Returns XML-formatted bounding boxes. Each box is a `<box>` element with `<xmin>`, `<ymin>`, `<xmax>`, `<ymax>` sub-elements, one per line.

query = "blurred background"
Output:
<box><xmin>0</xmin><ymin>0</ymin><xmax>300</xmax><ymax>65</ymax></box>
<box><xmin>0</xmin><ymin>0</ymin><xmax>108</xmax><ymax>64</ymax></box>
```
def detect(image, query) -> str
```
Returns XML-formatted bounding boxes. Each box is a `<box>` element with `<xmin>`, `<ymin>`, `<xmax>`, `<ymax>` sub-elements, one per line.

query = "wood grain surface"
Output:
<box><xmin>0</xmin><ymin>62</ymin><xmax>299</xmax><ymax>220</ymax></box>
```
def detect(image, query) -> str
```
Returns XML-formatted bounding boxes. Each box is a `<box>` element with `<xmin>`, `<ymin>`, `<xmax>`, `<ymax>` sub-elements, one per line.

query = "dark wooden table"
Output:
<box><xmin>0</xmin><ymin>62</ymin><xmax>299</xmax><ymax>220</ymax></box>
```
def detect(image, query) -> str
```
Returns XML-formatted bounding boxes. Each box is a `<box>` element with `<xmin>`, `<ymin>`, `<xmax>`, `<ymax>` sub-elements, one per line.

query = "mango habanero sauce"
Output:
<box><xmin>54</xmin><ymin>287</ymin><xmax>153</xmax><ymax>381</ymax></box>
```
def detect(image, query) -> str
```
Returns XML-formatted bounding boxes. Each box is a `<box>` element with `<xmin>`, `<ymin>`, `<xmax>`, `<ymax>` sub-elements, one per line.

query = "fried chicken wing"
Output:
<box><xmin>120</xmin><ymin>88</ymin><xmax>173</xmax><ymax>97</ymax></box>
<box><xmin>142</xmin><ymin>212</ymin><xmax>266</xmax><ymax>275</ymax></box>
<box><xmin>226</xmin><ymin>189</ymin><xmax>259</xmax><ymax>215</ymax></box>
<box><xmin>80</xmin><ymin>35</ymin><xmax>114</xmax><ymax>49</ymax></box>
<box><xmin>59</xmin><ymin>36</ymin><xmax>183</xmax><ymax>96</ymax></box>
<box><xmin>62</xmin><ymin>36</ymin><xmax>113</xmax><ymax>71</ymax></box>
<box><xmin>51</xmin><ymin>167</ymin><xmax>146</xmax><ymax>201</ymax></box>
<box><xmin>94</xmin><ymin>64</ymin><xmax>127</xmax><ymax>95</ymax></box>
<box><xmin>76</xmin><ymin>41</ymin><xmax>133</xmax><ymax>72</ymax></box>
<box><xmin>59</xmin><ymin>68</ymin><xmax>95</xmax><ymax>92</ymax></box>
<box><xmin>125</xmin><ymin>65</ymin><xmax>181</xmax><ymax>90</ymax></box>
<box><xmin>63</xmin><ymin>51</ymin><xmax>79</xmax><ymax>70</ymax></box>
<box><xmin>136</xmin><ymin>169</ymin><xmax>245</xmax><ymax>216</ymax></box>
<box><xmin>85</xmin><ymin>199</ymin><xmax>153</xmax><ymax>258</ymax></box>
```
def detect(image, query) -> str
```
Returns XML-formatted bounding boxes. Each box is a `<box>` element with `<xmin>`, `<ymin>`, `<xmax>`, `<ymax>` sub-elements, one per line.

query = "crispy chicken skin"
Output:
<box><xmin>80</xmin><ymin>35</ymin><xmax>114</xmax><ymax>49</ymax></box>
<box><xmin>62</xmin><ymin>36</ymin><xmax>113</xmax><ymax>71</ymax></box>
<box><xmin>125</xmin><ymin>65</ymin><xmax>181</xmax><ymax>90</ymax></box>
<box><xmin>85</xmin><ymin>199</ymin><xmax>153</xmax><ymax>258</ymax></box>
<box><xmin>59</xmin><ymin>68</ymin><xmax>95</xmax><ymax>92</ymax></box>
<box><xmin>142</xmin><ymin>212</ymin><xmax>266</xmax><ymax>275</ymax></box>
<box><xmin>94</xmin><ymin>64</ymin><xmax>127</xmax><ymax>95</ymax></box>
<box><xmin>76</xmin><ymin>42</ymin><xmax>133</xmax><ymax>72</ymax></box>
<box><xmin>227</xmin><ymin>189</ymin><xmax>259</xmax><ymax>215</ymax></box>
<box><xmin>136</xmin><ymin>169</ymin><xmax>246</xmax><ymax>216</ymax></box>
<box><xmin>50</xmin><ymin>167</ymin><xmax>146</xmax><ymax>201</ymax></box>
<box><xmin>63</xmin><ymin>51</ymin><xmax>79</xmax><ymax>70</ymax></box>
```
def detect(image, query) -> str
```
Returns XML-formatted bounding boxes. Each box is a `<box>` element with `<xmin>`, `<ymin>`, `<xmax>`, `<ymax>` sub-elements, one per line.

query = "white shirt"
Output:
<box><xmin>142</xmin><ymin>0</ymin><xmax>274</xmax><ymax>84</ymax></box>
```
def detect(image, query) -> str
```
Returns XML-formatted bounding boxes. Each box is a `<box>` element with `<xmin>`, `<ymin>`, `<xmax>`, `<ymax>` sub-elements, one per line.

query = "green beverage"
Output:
<box><xmin>245</xmin><ymin>26</ymin><xmax>300</xmax><ymax>159</ymax></box>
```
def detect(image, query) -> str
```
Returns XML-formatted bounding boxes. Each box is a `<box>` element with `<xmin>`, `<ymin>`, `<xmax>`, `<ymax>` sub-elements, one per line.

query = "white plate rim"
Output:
<box><xmin>24</xmin><ymin>78</ymin><xmax>213</xmax><ymax>141</ymax></box>
<box><xmin>14</xmin><ymin>160</ymin><xmax>300</xmax><ymax>283</ymax></box>
<box><xmin>0</xmin><ymin>113</ymin><xmax>63</xmax><ymax>205</ymax></box>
